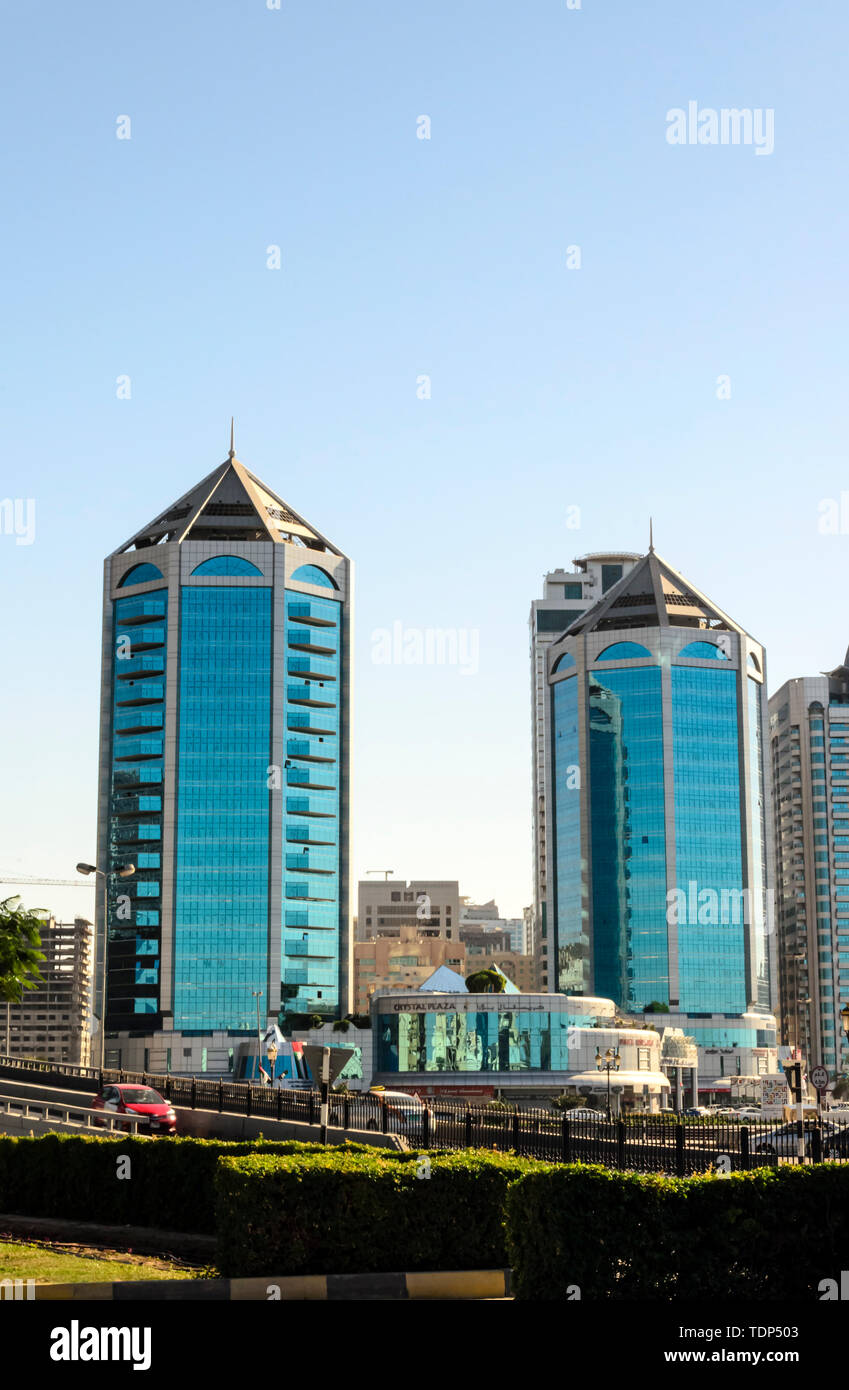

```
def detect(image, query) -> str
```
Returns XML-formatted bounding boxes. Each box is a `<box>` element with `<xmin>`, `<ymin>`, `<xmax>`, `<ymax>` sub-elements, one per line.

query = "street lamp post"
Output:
<box><xmin>251</xmin><ymin>989</ymin><xmax>264</xmax><ymax>1083</ymax></box>
<box><xmin>596</xmin><ymin>1046</ymin><xmax>621</xmax><ymax>1120</ymax></box>
<box><xmin>76</xmin><ymin>861</ymin><xmax>135</xmax><ymax>1074</ymax></box>
<box><xmin>792</xmin><ymin>953</ymin><xmax>807</xmax><ymax>1062</ymax></box>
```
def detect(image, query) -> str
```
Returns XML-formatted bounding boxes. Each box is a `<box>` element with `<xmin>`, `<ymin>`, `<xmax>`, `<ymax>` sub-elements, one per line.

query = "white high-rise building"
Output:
<box><xmin>769</xmin><ymin>659</ymin><xmax>849</xmax><ymax>1077</ymax></box>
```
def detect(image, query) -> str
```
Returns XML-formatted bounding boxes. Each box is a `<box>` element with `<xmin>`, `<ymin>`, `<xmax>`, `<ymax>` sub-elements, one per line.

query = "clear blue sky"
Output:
<box><xmin>2</xmin><ymin>0</ymin><xmax>848</xmax><ymax>923</ymax></box>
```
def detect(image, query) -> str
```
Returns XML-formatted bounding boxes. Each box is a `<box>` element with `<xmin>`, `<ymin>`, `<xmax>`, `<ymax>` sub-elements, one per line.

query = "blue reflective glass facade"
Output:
<box><xmin>378</xmin><ymin>1008</ymin><xmax>589</xmax><ymax>1072</ymax></box>
<box><xmin>671</xmin><ymin>665</ymin><xmax>745</xmax><ymax>1013</ymax></box>
<box><xmin>747</xmin><ymin>676</ymin><xmax>770</xmax><ymax>1008</ymax></box>
<box><xmin>101</xmin><ymin>466</ymin><xmax>351</xmax><ymax>1066</ymax></box>
<box><xmin>282</xmin><ymin>590</ymin><xmax>342</xmax><ymax>1011</ymax></box>
<box><xmin>552</xmin><ymin>676</ymin><xmax>584</xmax><ymax>993</ymax></box>
<box><xmin>107</xmin><ymin>589</ymin><xmax>167</xmax><ymax>1025</ymax></box>
<box><xmin>589</xmin><ymin>666</ymin><xmax>667</xmax><ymax>1007</ymax></box>
<box><xmin>174</xmin><ymin>588</ymin><xmax>272</xmax><ymax>1032</ymax></box>
<box><xmin>550</xmin><ymin>621</ymin><xmax>767</xmax><ymax>1020</ymax></box>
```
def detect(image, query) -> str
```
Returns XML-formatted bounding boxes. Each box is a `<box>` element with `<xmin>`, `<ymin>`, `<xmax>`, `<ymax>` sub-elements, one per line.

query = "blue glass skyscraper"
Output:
<box><xmin>545</xmin><ymin>548</ymin><xmax>773</xmax><ymax>1021</ymax></box>
<box><xmin>96</xmin><ymin>437</ymin><xmax>352</xmax><ymax>1073</ymax></box>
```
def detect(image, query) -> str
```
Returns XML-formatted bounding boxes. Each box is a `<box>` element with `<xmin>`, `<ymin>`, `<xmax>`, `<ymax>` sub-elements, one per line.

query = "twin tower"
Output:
<box><xmin>97</xmin><ymin>444</ymin><xmax>771</xmax><ymax>1073</ymax></box>
<box><xmin>96</xmin><ymin>444</ymin><xmax>352</xmax><ymax>1073</ymax></box>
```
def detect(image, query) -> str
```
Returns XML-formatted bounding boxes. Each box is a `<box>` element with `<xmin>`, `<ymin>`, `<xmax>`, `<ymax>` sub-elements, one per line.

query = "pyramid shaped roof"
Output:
<box><xmin>113</xmin><ymin>437</ymin><xmax>344</xmax><ymax>556</ymax></box>
<box><xmin>418</xmin><ymin>965</ymin><xmax>468</xmax><ymax>993</ymax></box>
<box><xmin>562</xmin><ymin>549</ymin><xmax>747</xmax><ymax>638</ymax></box>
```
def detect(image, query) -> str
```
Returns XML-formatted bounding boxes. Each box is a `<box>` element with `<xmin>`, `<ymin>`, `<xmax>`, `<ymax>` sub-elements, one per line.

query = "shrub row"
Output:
<box><xmin>0</xmin><ymin>1134</ymin><xmax>369</xmax><ymax>1234</ymax></box>
<box><xmin>506</xmin><ymin>1162</ymin><xmax>849</xmax><ymax>1300</ymax></box>
<box><xmin>214</xmin><ymin>1148</ymin><xmax>534</xmax><ymax>1276</ymax></box>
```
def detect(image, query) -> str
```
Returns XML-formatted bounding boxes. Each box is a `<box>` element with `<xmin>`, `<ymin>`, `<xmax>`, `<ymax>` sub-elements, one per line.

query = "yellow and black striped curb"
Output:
<box><xmin>27</xmin><ymin>1268</ymin><xmax>511</xmax><ymax>1301</ymax></box>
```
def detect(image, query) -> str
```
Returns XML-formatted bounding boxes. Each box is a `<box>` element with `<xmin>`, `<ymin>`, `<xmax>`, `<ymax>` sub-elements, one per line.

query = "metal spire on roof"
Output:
<box><xmin>229</xmin><ymin>417</ymin><xmax>235</xmax><ymax>459</ymax></box>
<box><xmin>649</xmin><ymin>517</ymin><xmax>654</xmax><ymax>553</ymax></box>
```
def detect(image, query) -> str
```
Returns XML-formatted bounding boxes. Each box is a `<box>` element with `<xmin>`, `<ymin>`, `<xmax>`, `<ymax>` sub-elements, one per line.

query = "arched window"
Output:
<box><xmin>118</xmin><ymin>562</ymin><xmax>164</xmax><ymax>587</ymax></box>
<box><xmin>552</xmin><ymin>652</ymin><xmax>576</xmax><ymax>674</ymax></box>
<box><xmin>595</xmin><ymin>641</ymin><xmax>654</xmax><ymax>663</ymax></box>
<box><xmin>676</xmin><ymin>640</ymin><xmax>729</xmax><ymax>661</ymax></box>
<box><xmin>747</xmin><ymin>653</ymin><xmax>761</xmax><ymax>672</ymax></box>
<box><xmin>290</xmin><ymin>564</ymin><xmax>337</xmax><ymax>589</ymax></box>
<box><xmin>190</xmin><ymin>556</ymin><xmax>264</xmax><ymax>577</ymax></box>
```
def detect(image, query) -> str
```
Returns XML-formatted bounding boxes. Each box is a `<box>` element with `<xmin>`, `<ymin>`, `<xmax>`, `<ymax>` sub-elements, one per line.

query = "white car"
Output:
<box><xmin>360</xmin><ymin>1089</ymin><xmax>434</xmax><ymax>1137</ymax></box>
<box><xmin>566</xmin><ymin>1108</ymin><xmax>607</xmax><ymax>1122</ymax></box>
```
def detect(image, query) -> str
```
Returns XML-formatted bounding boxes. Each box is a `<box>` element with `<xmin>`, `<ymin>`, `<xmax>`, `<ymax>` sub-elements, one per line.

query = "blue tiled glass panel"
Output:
<box><xmin>671</xmin><ymin>666</ymin><xmax>745</xmax><ymax>1013</ymax></box>
<box><xmin>588</xmin><ymin>667</ymin><xmax>667</xmax><ymax>1008</ymax></box>
<box><xmin>552</xmin><ymin>652</ymin><xmax>576</xmax><ymax>673</ymax></box>
<box><xmin>175</xmin><ymin>587</ymin><xmax>272</xmax><ymax>1032</ymax></box>
<box><xmin>290</xmin><ymin>564</ymin><xmax>337</xmax><ymax>589</ymax></box>
<box><xmin>282</xmin><ymin>588</ymin><xmax>341</xmax><ymax>1011</ymax></box>
<box><xmin>190</xmin><ymin>556</ymin><xmax>264</xmax><ymax>577</ymax></box>
<box><xmin>676</xmin><ymin>641</ymin><xmax>729</xmax><ymax>660</ymax></box>
<box><xmin>118</xmin><ymin>562</ymin><xmax>163</xmax><ymax>587</ymax></box>
<box><xmin>596</xmin><ymin>642</ymin><xmax>653</xmax><ymax>662</ymax></box>
<box><xmin>552</xmin><ymin>675</ymin><xmax>585</xmax><ymax>993</ymax></box>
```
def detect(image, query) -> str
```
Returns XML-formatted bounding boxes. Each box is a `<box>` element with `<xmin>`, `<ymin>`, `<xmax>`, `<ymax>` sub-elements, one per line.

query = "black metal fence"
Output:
<box><xmin>1</xmin><ymin>1054</ymin><xmax>845</xmax><ymax>1176</ymax></box>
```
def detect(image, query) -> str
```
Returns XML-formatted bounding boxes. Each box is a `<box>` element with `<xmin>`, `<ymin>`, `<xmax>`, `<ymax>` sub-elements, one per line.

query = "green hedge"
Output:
<box><xmin>0</xmin><ymin>1134</ymin><xmax>368</xmax><ymax>1235</ymax></box>
<box><xmin>506</xmin><ymin>1162</ymin><xmax>849</xmax><ymax>1300</ymax></box>
<box><xmin>214</xmin><ymin>1148</ymin><xmax>537</xmax><ymax>1276</ymax></box>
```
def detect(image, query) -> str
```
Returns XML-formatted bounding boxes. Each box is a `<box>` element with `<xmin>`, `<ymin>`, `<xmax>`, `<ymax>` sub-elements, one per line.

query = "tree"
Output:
<box><xmin>0</xmin><ymin>897</ymin><xmax>46</xmax><ymax>1003</ymax></box>
<box><xmin>643</xmin><ymin>1001</ymin><xmax>670</xmax><ymax>1013</ymax></box>
<box><xmin>550</xmin><ymin>1090</ymin><xmax>586</xmax><ymax>1112</ymax></box>
<box><xmin>465</xmin><ymin>967</ymin><xmax>506</xmax><ymax>994</ymax></box>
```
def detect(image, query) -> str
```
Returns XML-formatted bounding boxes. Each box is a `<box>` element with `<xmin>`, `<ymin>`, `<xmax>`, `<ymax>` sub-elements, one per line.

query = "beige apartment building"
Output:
<box><xmin>3</xmin><ymin>916</ymin><xmax>94</xmax><ymax>1066</ymax></box>
<box><xmin>357</xmin><ymin>879</ymin><xmax>460</xmax><ymax>941</ymax></box>
<box><xmin>353</xmin><ymin>925</ymin><xmax>466</xmax><ymax>1013</ymax></box>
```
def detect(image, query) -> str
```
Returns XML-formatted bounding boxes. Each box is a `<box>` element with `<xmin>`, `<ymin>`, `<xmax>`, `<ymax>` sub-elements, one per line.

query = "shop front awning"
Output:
<box><xmin>567</xmin><ymin>1070</ymin><xmax>671</xmax><ymax>1091</ymax></box>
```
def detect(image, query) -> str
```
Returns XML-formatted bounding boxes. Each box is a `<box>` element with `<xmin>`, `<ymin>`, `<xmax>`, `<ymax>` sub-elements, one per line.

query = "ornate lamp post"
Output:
<box><xmin>596</xmin><ymin>1046</ymin><xmax>621</xmax><ymax>1120</ymax></box>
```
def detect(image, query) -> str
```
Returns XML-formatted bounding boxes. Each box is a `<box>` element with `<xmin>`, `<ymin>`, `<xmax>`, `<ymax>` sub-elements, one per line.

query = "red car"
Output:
<box><xmin>91</xmin><ymin>1084</ymin><xmax>177</xmax><ymax>1135</ymax></box>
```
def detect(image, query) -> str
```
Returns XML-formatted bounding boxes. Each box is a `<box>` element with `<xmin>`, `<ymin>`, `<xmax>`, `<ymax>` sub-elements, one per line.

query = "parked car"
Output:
<box><xmin>734</xmin><ymin>1107</ymin><xmax>764</xmax><ymax>1121</ymax></box>
<box><xmin>822</xmin><ymin>1124</ymin><xmax>849</xmax><ymax>1158</ymax></box>
<box><xmin>753</xmin><ymin>1119</ymin><xmax>839</xmax><ymax>1158</ymax></box>
<box><xmin>683</xmin><ymin>1106</ymin><xmax>711</xmax><ymax>1117</ymax></box>
<box><xmin>358</xmin><ymin>1089</ymin><xmax>435</xmax><ymax>1138</ymax></box>
<box><xmin>91</xmin><ymin>1084</ymin><xmax>177</xmax><ymax>1135</ymax></box>
<box><xmin>565</xmin><ymin>1108</ymin><xmax>607</xmax><ymax>1122</ymax></box>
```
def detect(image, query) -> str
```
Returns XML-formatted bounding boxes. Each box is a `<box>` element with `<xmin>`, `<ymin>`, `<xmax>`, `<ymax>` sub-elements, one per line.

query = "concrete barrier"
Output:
<box><xmin>25</xmin><ymin>1268</ymin><xmax>511</xmax><ymax>1301</ymax></box>
<box><xmin>170</xmin><ymin>1103</ymin><xmax>405</xmax><ymax>1149</ymax></box>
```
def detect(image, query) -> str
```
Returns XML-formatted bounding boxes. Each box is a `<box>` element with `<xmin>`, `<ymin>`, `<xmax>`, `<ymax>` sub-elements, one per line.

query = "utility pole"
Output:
<box><xmin>252</xmin><ymin>989</ymin><xmax>264</xmax><ymax>1082</ymax></box>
